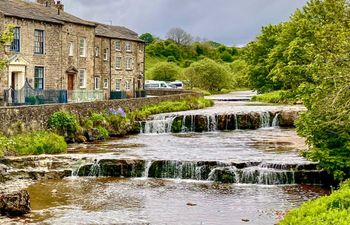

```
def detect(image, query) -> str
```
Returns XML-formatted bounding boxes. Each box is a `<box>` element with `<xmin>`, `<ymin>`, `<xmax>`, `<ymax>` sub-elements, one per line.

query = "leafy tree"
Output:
<box><xmin>139</xmin><ymin>33</ymin><xmax>155</xmax><ymax>44</ymax></box>
<box><xmin>166</xmin><ymin>27</ymin><xmax>193</xmax><ymax>45</ymax></box>
<box><xmin>150</xmin><ymin>62</ymin><xmax>180</xmax><ymax>81</ymax></box>
<box><xmin>183</xmin><ymin>58</ymin><xmax>231</xmax><ymax>91</ymax></box>
<box><xmin>0</xmin><ymin>25</ymin><xmax>14</xmax><ymax>71</ymax></box>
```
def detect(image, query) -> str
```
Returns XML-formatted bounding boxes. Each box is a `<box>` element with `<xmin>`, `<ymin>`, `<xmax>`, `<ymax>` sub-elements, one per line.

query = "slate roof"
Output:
<box><xmin>95</xmin><ymin>23</ymin><xmax>144</xmax><ymax>42</ymax></box>
<box><xmin>0</xmin><ymin>0</ymin><xmax>95</xmax><ymax>26</ymax></box>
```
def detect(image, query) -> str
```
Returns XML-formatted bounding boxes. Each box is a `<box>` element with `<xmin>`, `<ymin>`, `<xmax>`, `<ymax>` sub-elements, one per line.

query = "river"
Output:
<box><xmin>1</xmin><ymin>92</ymin><xmax>329</xmax><ymax>225</ymax></box>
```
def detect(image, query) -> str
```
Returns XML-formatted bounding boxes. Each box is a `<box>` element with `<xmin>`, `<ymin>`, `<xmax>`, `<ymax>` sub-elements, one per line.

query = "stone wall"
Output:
<box><xmin>0</xmin><ymin>93</ymin><xmax>202</xmax><ymax>133</ymax></box>
<box><xmin>146</xmin><ymin>89</ymin><xmax>196</xmax><ymax>96</ymax></box>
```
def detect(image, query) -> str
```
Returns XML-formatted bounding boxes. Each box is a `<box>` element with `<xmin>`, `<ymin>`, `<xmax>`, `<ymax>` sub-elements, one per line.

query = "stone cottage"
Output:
<box><xmin>0</xmin><ymin>0</ymin><xmax>145</xmax><ymax>103</ymax></box>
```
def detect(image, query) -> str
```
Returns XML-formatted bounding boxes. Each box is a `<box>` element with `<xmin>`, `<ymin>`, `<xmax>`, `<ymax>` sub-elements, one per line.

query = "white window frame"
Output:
<box><xmin>103</xmin><ymin>78</ymin><xmax>109</xmax><ymax>89</ymax></box>
<box><xmin>103</xmin><ymin>48</ymin><xmax>108</xmax><ymax>61</ymax></box>
<box><xmin>79</xmin><ymin>38</ymin><xmax>86</xmax><ymax>57</ymax></box>
<box><xmin>94</xmin><ymin>77</ymin><xmax>100</xmax><ymax>90</ymax></box>
<box><xmin>116</xmin><ymin>79</ymin><xmax>121</xmax><ymax>91</ymax></box>
<box><xmin>79</xmin><ymin>69</ymin><xmax>86</xmax><ymax>88</ymax></box>
<box><xmin>116</xmin><ymin>56</ymin><xmax>122</xmax><ymax>69</ymax></box>
<box><xmin>126</xmin><ymin>57</ymin><xmax>133</xmax><ymax>70</ymax></box>
<box><xmin>125</xmin><ymin>41</ymin><xmax>132</xmax><ymax>52</ymax></box>
<box><xmin>115</xmin><ymin>40</ymin><xmax>121</xmax><ymax>51</ymax></box>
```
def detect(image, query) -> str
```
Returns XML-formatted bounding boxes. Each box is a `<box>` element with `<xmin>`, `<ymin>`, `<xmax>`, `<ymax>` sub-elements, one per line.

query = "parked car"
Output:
<box><xmin>145</xmin><ymin>80</ymin><xmax>173</xmax><ymax>89</ymax></box>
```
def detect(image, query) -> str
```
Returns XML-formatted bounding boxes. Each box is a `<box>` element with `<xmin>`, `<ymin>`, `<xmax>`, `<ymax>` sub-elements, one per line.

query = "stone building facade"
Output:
<box><xmin>0</xmin><ymin>0</ymin><xmax>145</xmax><ymax>103</ymax></box>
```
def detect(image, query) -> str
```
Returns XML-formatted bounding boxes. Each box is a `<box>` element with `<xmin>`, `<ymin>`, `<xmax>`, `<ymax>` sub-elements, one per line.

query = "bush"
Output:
<box><xmin>48</xmin><ymin>111</ymin><xmax>80</xmax><ymax>139</ymax></box>
<box><xmin>251</xmin><ymin>90</ymin><xmax>291</xmax><ymax>104</ymax></box>
<box><xmin>150</xmin><ymin>62</ymin><xmax>180</xmax><ymax>81</ymax></box>
<box><xmin>0</xmin><ymin>132</ymin><xmax>67</xmax><ymax>156</ymax></box>
<box><xmin>280</xmin><ymin>180</ymin><xmax>350</xmax><ymax>225</ymax></box>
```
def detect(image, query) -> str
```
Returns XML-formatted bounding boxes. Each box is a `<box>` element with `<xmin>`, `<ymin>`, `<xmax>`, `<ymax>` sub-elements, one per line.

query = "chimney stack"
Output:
<box><xmin>56</xmin><ymin>1</ymin><xmax>64</xmax><ymax>13</ymax></box>
<box><xmin>36</xmin><ymin>0</ymin><xmax>55</xmax><ymax>7</ymax></box>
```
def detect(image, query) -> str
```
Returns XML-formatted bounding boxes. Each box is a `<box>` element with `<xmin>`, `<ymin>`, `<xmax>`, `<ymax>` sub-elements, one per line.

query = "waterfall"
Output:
<box><xmin>143</xmin><ymin>161</ymin><xmax>152</xmax><ymax>178</ymax></box>
<box><xmin>88</xmin><ymin>159</ymin><xmax>101</xmax><ymax>176</ymax></box>
<box><xmin>143</xmin><ymin>115</ymin><xmax>176</xmax><ymax>134</ymax></box>
<box><xmin>234</xmin><ymin>114</ymin><xmax>238</xmax><ymax>130</ymax></box>
<box><xmin>207</xmin><ymin>115</ymin><xmax>217</xmax><ymax>132</ymax></box>
<box><xmin>260</xmin><ymin>112</ymin><xmax>271</xmax><ymax>128</ymax></box>
<box><xmin>272</xmin><ymin>113</ymin><xmax>280</xmax><ymax>127</ymax></box>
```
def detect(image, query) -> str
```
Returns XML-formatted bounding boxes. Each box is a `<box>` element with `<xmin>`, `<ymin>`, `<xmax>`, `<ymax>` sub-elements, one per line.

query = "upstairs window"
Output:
<box><xmin>34</xmin><ymin>67</ymin><xmax>44</xmax><ymax>90</ymax></box>
<box><xmin>10</xmin><ymin>27</ymin><xmax>20</xmax><ymax>52</ymax></box>
<box><xmin>125</xmin><ymin>41</ymin><xmax>132</xmax><ymax>52</ymax></box>
<box><xmin>115</xmin><ymin>40</ymin><xmax>121</xmax><ymax>51</ymax></box>
<box><xmin>126</xmin><ymin>58</ymin><xmax>133</xmax><ymax>70</ymax></box>
<box><xmin>116</xmin><ymin>57</ymin><xmax>122</xmax><ymax>69</ymax></box>
<box><xmin>79</xmin><ymin>38</ymin><xmax>86</xmax><ymax>57</ymax></box>
<box><xmin>103</xmin><ymin>48</ymin><xmax>108</xmax><ymax>61</ymax></box>
<box><xmin>69</xmin><ymin>42</ymin><xmax>74</xmax><ymax>56</ymax></box>
<box><xmin>79</xmin><ymin>69</ymin><xmax>86</xmax><ymax>88</ymax></box>
<box><xmin>34</xmin><ymin>30</ymin><xmax>44</xmax><ymax>54</ymax></box>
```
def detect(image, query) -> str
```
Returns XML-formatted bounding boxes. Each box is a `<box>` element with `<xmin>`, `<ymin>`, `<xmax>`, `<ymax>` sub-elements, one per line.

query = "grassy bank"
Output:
<box><xmin>280</xmin><ymin>180</ymin><xmax>350</xmax><ymax>225</ymax></box>
<box><xmin>0</xmin><ymin>97</ymin><xmax>213</xmax><ymax>157</ymax></box>
<box><xmin>0</xmin><ymin>131</ymin><xmax>67</xmax><ymax>157</ymax></box>
<box><xmin>251</xmin><ymin>90</ymin><xmax>296</xmax><ymax>104</ymax></box>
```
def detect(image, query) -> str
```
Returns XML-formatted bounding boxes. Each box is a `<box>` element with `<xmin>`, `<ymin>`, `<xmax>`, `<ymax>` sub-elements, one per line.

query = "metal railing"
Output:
<box><xmin>3</xmin><ymin>79</ymin><xmax>67</xmax><ymax>106</ymax></box>
<box><xmin>69</xmin><ymin>90</ymin><xmax>105</xmax><ymax>103</ymax></box>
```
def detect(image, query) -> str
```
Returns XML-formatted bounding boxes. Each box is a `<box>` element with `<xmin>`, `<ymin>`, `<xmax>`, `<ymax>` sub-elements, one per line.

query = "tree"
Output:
<box><xmin>166</xmin><ymin>27</ymin><xmax>193</xmax><ymax>45</ymax></box>
<box><xmin>183</xmin><ymin>58</ymin><xmax>231</xmax><ymax>91</ymax></box>
<box><xmin>0</xmin><ymin>25</ymin><xmax>14</xmax><ymax>71</ymax></box>
<box><xmin>150</xmin><ymin>62</ymin><xmax>180</xmax><ymax>81</ymax></box>
<box><xmin>139</xmin><ymin>33</ymin><xmax>154</xmax><ymax>45</ymax></box>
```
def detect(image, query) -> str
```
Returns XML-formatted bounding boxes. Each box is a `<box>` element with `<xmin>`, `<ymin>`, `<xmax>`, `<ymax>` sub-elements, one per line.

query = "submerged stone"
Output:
<box><xmin>0</xmin><ymin>190</ymin><xmax>30</xmax><ymax>216</ymax></box>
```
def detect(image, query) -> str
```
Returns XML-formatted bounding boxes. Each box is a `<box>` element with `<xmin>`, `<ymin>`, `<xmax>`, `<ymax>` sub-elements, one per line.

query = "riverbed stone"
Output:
<box><xmin>171</xmin><ymin>116</ymin><xmax>184</xmax><ymax>133</ymax></box>
<box><xmin>194</xmin><ymin>115</ymin><xmax>208</xmax><ymax>132</ymax></box>
<box><xmin>279</xmin><ymin>111</ymin><xmax>299</xmax><ymax>127</ymax></box>
<box><xmin>217</xmin><ymin>114</ymin><xmax>236</xmax><ymax>130</ymax></box>
<box><xmin>0</xmin><ymin>190</ymin><xmax>30</xmax><ymax>216</ymax></box>
<box><xmin>237</xmin><ymin>113</ymin><xmax>260</xmax><ymax>129</ymax></box>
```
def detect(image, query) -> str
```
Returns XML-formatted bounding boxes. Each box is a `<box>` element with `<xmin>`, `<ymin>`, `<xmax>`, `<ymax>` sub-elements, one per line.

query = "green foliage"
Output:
<box><xmin>150</xmin><ymin>62</ymin><xmax>180</xmax><ymax>81</ymax></box>
<box><xmin>182</xmin><ymin>58</ymin><xmax>231</xmax><ymax>91</ymax></box>
<box><xmin>228</xmin><ymin>59</ymin><xmax>249</xmax><ymax>88</ymax></box>
<box><xmin>48</xmin><ymin>111</ymin><xmax>80</xmax><ymax>139</ymax></box>
<box><xmin>139</xmin><ymin>33</ymin><xmax>154</xmax><ymax>44</ymax></box>
<box><xmin>0</xmin><ymin>132</ymin><xmax>67</xmax><ymax>156</ymax></box>
<box><xmin>96</xmin><ymin>126</ymin><xmax>109</xmax><ymax>140</ymax></box>
<box><xmin>0</xmin><ymin>24</ymin><xmax>14</xmax><ymax>71</ymax></box>
<box><xmin>251</xmin><ymin>90</ymin><xmax>291</xmax><ymax>104</ymax></box>
<box><xmin>280</xmin><ymin>179</ymin><xmax>350</xmax><ymax>225</ymax></box>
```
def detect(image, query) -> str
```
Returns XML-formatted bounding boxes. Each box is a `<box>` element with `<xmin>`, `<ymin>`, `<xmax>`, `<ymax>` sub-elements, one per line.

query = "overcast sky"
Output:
<box><xmin>61</xmin><ymin>0</ymin><xmax>308</xmax><ymax>46</ymax></box>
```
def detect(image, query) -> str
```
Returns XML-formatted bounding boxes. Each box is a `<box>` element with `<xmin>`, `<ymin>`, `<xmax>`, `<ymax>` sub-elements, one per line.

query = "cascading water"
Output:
<box><xmin>272</xmin><ymin>113</ymin><xmax>280</xmax><ymax>127</ymax></box>
<box><xmin>259</xmin><ymin>112</ymin><xmax>271</xmax><ymax>128</ymax></box>
<box><xmin>143</xmin><ymin>115</ymin><xmax>176</xmax><ymax>134</ymax></box>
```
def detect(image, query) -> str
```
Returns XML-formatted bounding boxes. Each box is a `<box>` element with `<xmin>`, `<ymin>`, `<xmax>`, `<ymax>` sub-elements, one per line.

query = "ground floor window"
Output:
<box><xmin>103</xmin><ymin>78</ymin><xmax>109</xmax><ymax>89</ymax></box>
<box><xmin>34</xmin><ymin>66</ymin><xmax>44</xmax><ymax>90</ymax></box>
<box><xmin>94</xmin><ymin>77</ymin><xmax>100</xmax><ymax>90</ymax></box>
<box><xmin>126</xmin><ymin>79</ymin><xmax>132</xmax><ymax>90</ymax></box>
<box><xmin>116</xmin><ymin>79</ymin><xmax>121</xmax><ymax>91</ymax></box>
<box><xmin>79</xmin><ymin>69</ymin><xmax>86</xmax><ymax>88</ymax></box>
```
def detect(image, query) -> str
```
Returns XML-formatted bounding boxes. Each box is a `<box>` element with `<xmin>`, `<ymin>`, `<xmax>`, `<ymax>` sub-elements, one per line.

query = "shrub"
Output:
<box><xmin>251</xmin><ymin>90</ymin><xmax>291</xmax><ymax>104</ymax></box>
<box><xmin>96</xmin><ymin>126</ymin><xmax>109</xmax><ymax>140</ymax></box>
<box><xmin>1</xmin><ymin>132</ymin><xmax>67</xmax><ymax>156</ymax></box>
<box><xmin>48</xmin><ymin>111</ymin><xmax>80</xmax><ymax>138</ymax></box>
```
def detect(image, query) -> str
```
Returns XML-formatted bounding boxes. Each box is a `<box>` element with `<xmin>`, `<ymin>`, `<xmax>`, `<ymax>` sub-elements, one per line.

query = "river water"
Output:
<box><xmin>2</xmin><ymin>93</ymin><xmax>329</xmax><ymax>225</ymax></box>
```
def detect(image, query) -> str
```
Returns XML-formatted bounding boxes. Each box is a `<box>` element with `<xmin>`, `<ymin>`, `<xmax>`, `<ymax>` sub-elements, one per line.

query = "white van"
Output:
<box><xmin>169</xmin><ymin>80</ymin><xmax>184</xmax><ymax>89</ymax></box>
<box><xmin>145</xmin><ymin>80</ymin><xmax>173</xmax><ymax>89</ymax></box>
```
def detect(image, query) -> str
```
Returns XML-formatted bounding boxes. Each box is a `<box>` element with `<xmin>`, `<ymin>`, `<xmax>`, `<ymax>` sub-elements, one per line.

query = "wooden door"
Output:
<box><xmin>68</xmin><ymin>74</ymin><xmax>74</xmax><ymax>91</ymax></box>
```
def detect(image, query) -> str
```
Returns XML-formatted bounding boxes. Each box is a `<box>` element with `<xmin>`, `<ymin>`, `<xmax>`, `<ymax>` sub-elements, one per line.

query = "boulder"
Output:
<box><xmin>279</xmin><ymin>111</ymin><xmax>299</xmax><ymax>127</ymax></box>
<box><xmin>0</xmin><ymin>190</ymin><xmax>30</xmax><ymax>216</ymax></box>
<box><xmin>76</xmin><ymin>135</ymin><xmax>87</xmax><ymax>143</ymax></box>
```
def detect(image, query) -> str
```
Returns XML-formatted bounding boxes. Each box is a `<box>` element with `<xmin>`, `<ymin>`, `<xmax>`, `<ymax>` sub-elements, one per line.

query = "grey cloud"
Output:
<box><xmin>61</xmin><ymin>0</ymin><xmax>308</xmax><ymax>45</ymax></box>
